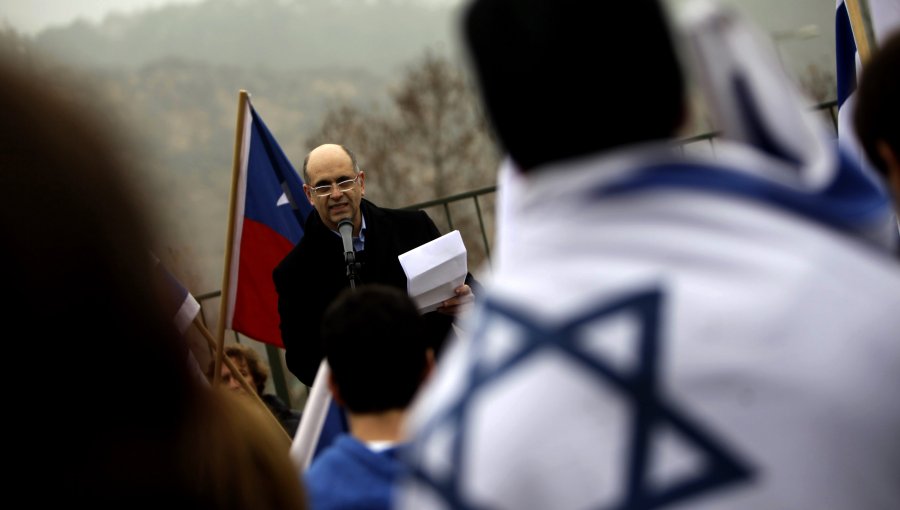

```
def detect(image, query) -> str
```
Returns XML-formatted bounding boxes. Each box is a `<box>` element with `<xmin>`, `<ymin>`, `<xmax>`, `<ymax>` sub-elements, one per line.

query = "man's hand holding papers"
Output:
<box><xmin>398</xmin><ymin>230</ymin><xmax>473</xmax><ymax>315</ymax></box>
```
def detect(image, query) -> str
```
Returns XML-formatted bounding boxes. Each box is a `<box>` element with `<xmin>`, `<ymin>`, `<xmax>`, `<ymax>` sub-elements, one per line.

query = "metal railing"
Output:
<box><xmin>400</xmin><ymin>98</ymin><xmax>838</xmax><ymax>260</ymax></box>
<box><xmin>403</xmin><ymin>185</ymin><xmax>497</xmax><ymax>260</ymax></box>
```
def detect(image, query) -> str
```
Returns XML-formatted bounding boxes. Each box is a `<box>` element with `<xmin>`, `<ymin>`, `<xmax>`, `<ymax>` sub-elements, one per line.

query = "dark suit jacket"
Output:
<box><xmin>273</xmin><ymin>199</ymin><xmax>479</xmax><ymax>386</ymax></box>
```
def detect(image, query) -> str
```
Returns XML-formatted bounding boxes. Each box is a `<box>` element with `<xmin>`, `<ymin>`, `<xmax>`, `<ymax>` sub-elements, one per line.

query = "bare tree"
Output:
<box><xmin>305</xmin><ymin>51</ymin><xmax>499</xmax><ymax>208</ymax></box>
<box><xmin>305</xmin><ymin>104</ymin><xmax>399</xmax><ymax>205</ymax></box>
<box><xmin>388</xmin><ymin>51</ymin><xmax>497</xmax><ymax>204</ymax></box>
<box><xmin>303</xmin><ymin>51</ymin><xmax>500</xmax><ymax>270</ymax></box>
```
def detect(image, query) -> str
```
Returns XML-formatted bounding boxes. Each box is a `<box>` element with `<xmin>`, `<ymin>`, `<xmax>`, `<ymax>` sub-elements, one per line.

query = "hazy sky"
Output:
<box><xmin>0</xmin><ymin>0</ymin><xmax>463</xmax><ymax>35</ymax></box>
<box><xmin>0</xmin><ymin>0</ymin><xmax>208</xmax><ymax>34</ymax></box>
<box><xmin>1</xmin><ymin>0</ymin><xmax>835</xmax><ymax>41</ymax></box>
<box><xmin>0</xmin><ymin>0</ymin><xmax>839</xmax><ymax>89</ymax></box>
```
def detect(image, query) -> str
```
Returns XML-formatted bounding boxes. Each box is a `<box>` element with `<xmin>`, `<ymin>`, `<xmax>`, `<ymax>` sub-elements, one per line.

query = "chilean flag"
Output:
<box><xmin>224</xmin><ymin>92</ymin><xmax>312</xmax><ymax>347</ymax></box>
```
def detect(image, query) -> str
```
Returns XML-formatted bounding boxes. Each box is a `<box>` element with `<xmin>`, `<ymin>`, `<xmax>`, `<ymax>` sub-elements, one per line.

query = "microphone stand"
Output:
<box><xmin>345</xmin><ymin>251</ymin><xmax>360</xmax><ymax>289</ymax></box>
<box><xmin>338</xmin><ymin>219</ymin><xmax>360</xmax><ymax>289</ymax></box>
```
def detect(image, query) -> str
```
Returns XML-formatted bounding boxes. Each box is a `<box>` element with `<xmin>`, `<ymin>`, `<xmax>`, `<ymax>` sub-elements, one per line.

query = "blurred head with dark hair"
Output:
<box><xmin>462</xmin><ymin>0</ymin><xmax>685</xmax><ymax>173</ymax></box>
<box><xmin>0</xmin><ymin>56</ymin><xmax>197</xmax><ymax>450</ymax></box>
<box><xmin>0</xmin><ymin>57</ymin><xmax>306</xmax><ymax>509</ymax></box>
<box><xmin>322</xmin><ymin>284</ymin><xmax>432</xmax><ymax>414</ymax></box>
<box><xmin>854</xmin><ymin>31</ymin><xmax>900</xmax><ymax>208</ymax></box>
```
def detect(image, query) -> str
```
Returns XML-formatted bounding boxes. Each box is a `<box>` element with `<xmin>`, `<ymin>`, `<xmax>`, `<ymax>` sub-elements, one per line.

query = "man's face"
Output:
<box><xmin>221</xmin><ymin>356</ymin><xmax>256</xmax><ymax>395</ymax></box>
<box><xmin>304</xmin><ymin>144</ymin><xmax>366</xmax><ymax>233</ymax></box>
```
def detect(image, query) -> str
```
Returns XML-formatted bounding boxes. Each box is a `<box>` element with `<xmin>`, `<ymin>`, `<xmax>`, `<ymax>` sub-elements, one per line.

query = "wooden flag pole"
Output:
<box><xmin>214</xmin><ymin>90</ymin><xmax>251</xmax><ymax>387</ymax></box>
<box><xmin>846</xmin><ymin>0</ymin><xmax>873</xmax><ymax>63</ymax></box>
<box><xmin>191</xmin><ymin>315</ymin><xmax>293</xmax><ymax>446</ymax></box>
<box><xmin>290</xmin><ymin>359</ymin><xmax>333</xmax><ymax>472</ymax></box>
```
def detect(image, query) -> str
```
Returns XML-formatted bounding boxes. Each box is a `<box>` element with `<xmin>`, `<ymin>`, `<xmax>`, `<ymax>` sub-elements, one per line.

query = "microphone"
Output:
<box><xmin>338</xmin><ymin>219</ymin><xmax>354</xmax><ymax>254</ymax></box>
<box><xmin>338</xmin><ymin>219</ymin><xmax>359</xmax><ymax>289</ymax></box>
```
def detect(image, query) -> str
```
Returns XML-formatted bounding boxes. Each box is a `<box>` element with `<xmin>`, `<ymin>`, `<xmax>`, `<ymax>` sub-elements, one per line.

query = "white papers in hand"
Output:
<box><xmin>398</xmin><ymin>230</ymin><xmax>467</xmax><ymax>313</ymax></box>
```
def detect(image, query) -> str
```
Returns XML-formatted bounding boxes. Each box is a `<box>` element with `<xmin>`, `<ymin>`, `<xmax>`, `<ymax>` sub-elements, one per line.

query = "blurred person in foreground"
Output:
<box><xmin>397</xmin><ymin>1</ymin><xmax>900</xmax><ymax>509</ymax></box>
<box><xmin>854</xmin><ymin>30</ymin><xmax>900</xmax><ymax>217</ymax></box>
<box><xmin>0</xmin><ymin>57</ymin><xmax>307</xmax><ymax>509</ymax></box>
<box><xmin>211</xmin><ymin>343</ymin><xmax>302</xmax><ymax>437</ymax></box>
<box><xmin>304</xmin><ymin>284</ymin><xmax>433</xmax><ymax>510</ymax></box>
<box><xmin>274</xmin><ymin>143</ymin><xmax>479</xmax><ymax>387</ymax></box>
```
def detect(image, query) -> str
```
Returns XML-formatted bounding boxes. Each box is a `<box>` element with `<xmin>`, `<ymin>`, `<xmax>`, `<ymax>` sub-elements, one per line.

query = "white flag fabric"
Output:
<box><xmin>492</xmin><ymin>156</ymin><xmax>525</xmax><ymax>272</ymax></box>
<box><xmin>396</xmin><ymin>3</ymin><xmax>900</xmax><ymax>509</ymax></box>
<box><xmin>868</xmin><ymin>0</ymin><xmax>900</xmax><ymax>42</ymax></box>
<box><xmin>685</xmin><ymin>0</ymin><xmax>895</xmax><ymax>250</ymax></box>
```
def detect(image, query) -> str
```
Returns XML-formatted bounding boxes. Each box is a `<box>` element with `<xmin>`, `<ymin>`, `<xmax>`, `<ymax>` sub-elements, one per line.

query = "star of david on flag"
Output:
<box><xmin>403</xmin><ymin>290</ymin><xmax>754</xmax><ymax>510</ymax></box>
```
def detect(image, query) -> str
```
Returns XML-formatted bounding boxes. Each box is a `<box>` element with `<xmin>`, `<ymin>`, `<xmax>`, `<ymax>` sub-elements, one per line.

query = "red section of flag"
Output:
<box><xmin>232</xmin><ymin>217</ymin><xmax>295</xmax><ymax>347</ymax></box>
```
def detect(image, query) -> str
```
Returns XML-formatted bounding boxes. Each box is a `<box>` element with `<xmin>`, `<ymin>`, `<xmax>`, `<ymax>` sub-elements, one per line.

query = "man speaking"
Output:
<box><xmin>273</xmin><ymin>143</ymin><xmax>477</xmax><ymax>386</ymax></box>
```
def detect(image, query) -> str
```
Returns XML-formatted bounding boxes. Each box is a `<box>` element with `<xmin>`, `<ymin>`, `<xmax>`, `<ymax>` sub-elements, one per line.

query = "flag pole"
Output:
<box><xmin>214</xmin><ymin>90</ymin><xmax>251</xmax><ymax>387</ymax></box>
<box><xmin>190</xmin><ymin>316</ymin><xmax>293</xmax><ymax>446</ymax></box>
<box><xmin>291</xmin><ymin>360</ymin><xmax>333</xmax><ymax>471</ymax></box>
<box><xmin>846</xmin><ymin>0</ymin><xmax>873</xmax><ymax>62</ymax></box>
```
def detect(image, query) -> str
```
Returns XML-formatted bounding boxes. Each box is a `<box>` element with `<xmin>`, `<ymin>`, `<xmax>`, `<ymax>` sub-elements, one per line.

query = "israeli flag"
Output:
<box><xmin>396</xmin><ymin>3</ymin><xmax>900</xmax><ymax>510</ymax></box>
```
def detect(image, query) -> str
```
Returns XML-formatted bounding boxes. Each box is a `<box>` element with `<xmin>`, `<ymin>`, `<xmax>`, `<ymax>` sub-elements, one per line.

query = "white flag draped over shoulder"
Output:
<box><xmin>683</xmin><ymin>0</ymin><xmax>895</xmax><ymax>249</ymax></box>
<box><xmin>396</xmin><ymin>3</ymin><xmax>900</xmax><ymax>510</ymax></box>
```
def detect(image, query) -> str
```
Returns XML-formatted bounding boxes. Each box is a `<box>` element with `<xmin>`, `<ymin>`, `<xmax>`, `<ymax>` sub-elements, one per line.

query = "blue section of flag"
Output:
<box><xmin>835</xmin><ymin>0</ymin><xmax>858</xmax><ymax>110</ymax></box>
<box><xmin>314</xmin><ymin>401</ymin><xmax>350</xmax><ymax>459</ymax></box>
<box><xmin>245</xmin><ymin>106</ymin><xmax>312</xmax><ymax>243</ymax></box>
<box><xmin>589</xmin><ymin>156</ymin><xmax>891</xmax><ymax>236</ymax></box>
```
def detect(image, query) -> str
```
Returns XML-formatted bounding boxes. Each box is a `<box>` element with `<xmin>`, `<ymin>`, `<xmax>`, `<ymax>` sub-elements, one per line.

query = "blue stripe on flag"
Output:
<box><xmin>589</xmin><ymin>157</ymin><xmax>891</xmax><ymax>236</ymax></box>
<box><xmin>244</xmin><ymin>107</ymin><xmax>312</xmax><ymax>244</ymax></box>
<box><xmin>835</xmin><ymin>0</ymin><xmax>858</xmax><ymax>109</ymax></box>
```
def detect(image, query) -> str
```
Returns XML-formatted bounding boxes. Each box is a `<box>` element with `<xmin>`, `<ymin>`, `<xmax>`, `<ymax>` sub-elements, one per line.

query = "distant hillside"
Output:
<box><xmin>2</xmin><ymin>0</ymin><xmax>482</xmax><ymax>301</ymax></box>
<box><xmin>33</xmin><ymin>0</ymin><xmax>464</xmax><ymax>76</ymax></box>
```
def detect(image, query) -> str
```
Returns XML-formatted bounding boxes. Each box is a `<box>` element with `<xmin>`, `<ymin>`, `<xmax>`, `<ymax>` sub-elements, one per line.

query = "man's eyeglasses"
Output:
<box><xmin>309</xmin><ymin>174</ymin><xmax>360</xmax><ymax>197</ymax></box>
